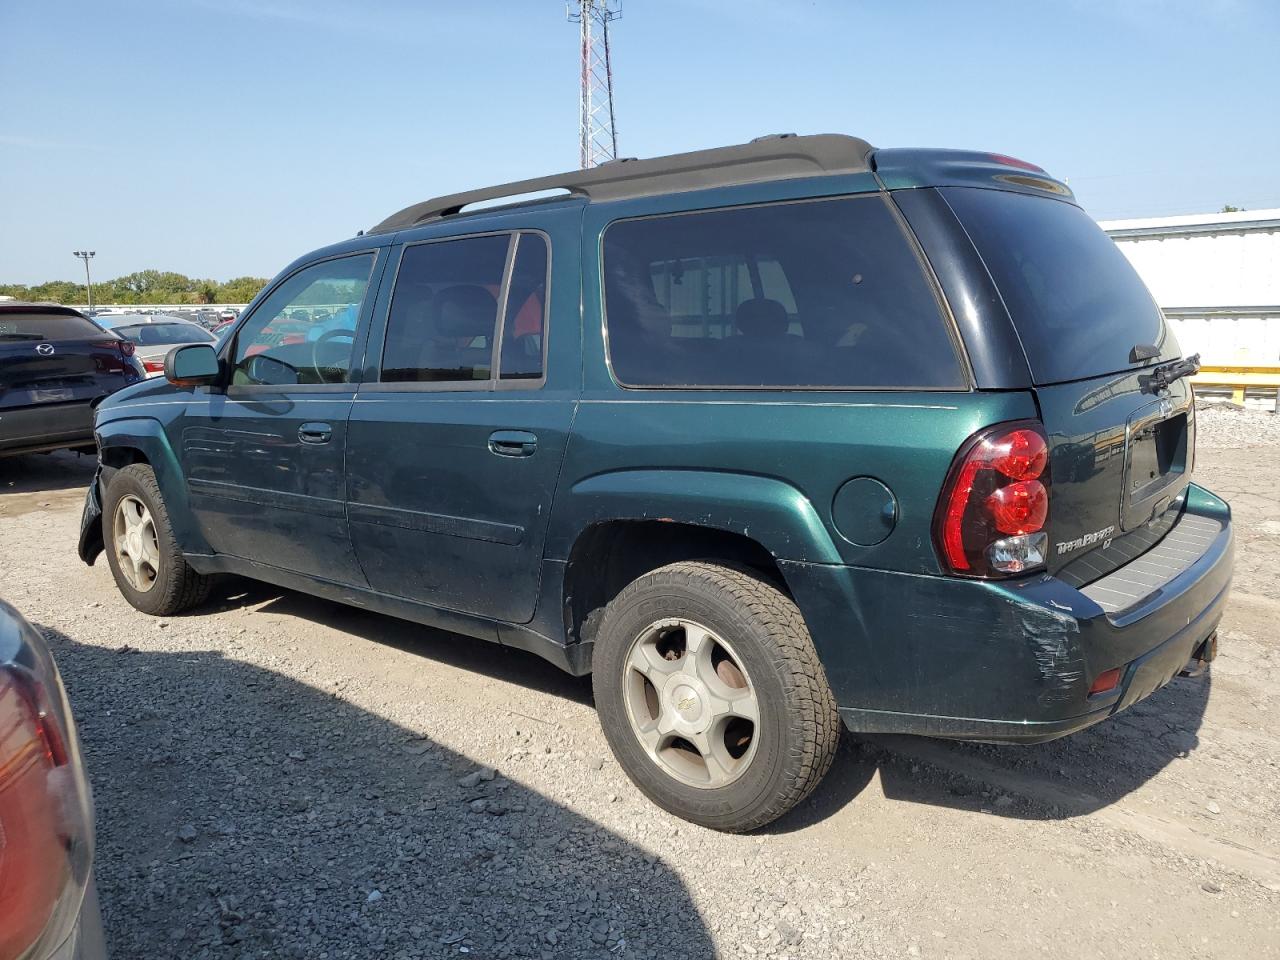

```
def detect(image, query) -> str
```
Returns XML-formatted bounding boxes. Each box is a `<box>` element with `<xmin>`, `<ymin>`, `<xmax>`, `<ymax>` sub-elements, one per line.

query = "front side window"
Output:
<box><xmin>231</xmin><ymin>254</ymin><xmax>375</xmax><ymax>386</ymax></box>
<box><xmin>602</xmin><ymin>196</ymin><xmax>965</xmax><ymax>389</ymax></box>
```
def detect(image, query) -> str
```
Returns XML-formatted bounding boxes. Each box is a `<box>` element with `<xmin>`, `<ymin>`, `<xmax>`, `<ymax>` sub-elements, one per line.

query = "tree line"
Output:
<box><xmin>0</xmin><ymin>270</ymin><xmax>269</xmax><ymax>305</ymax></box>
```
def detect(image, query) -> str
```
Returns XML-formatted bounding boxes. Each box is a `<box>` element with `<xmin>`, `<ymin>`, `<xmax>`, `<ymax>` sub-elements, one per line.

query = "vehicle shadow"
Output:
<box><xmin>0</xmin><ymin>449</ymin><xmax>96</xmax><ymax>494</ymax></box>
<box><xmin>199</xmin><ymin>576</ymin><xmax>1211</xmax><ymax>834</ymax></box>
<box><xmin>201</xmin><ymin>576</ymin><xmax>594</xmax><ymax>706</ymax></box>
<box><xmin>42</xmin><ymin>625</ymin><xmax>715</xmax><ymax>960</ymax></box>
<box><xmin>773</xmin><ymin>672</ymin><xmax>1211</xmax><ymax>832</ymax></box>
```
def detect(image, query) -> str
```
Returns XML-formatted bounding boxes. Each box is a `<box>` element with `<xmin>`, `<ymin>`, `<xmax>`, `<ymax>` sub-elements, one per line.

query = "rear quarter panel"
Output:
<box><xmin>548</xmin><ymin>391</ymin><xmax>1039</xmax><ymax>573</ymax></box>
<box><xmin>549</xmin><ymin>181</ymin><xmax>1040</xmax><ymax>572</ymax></box>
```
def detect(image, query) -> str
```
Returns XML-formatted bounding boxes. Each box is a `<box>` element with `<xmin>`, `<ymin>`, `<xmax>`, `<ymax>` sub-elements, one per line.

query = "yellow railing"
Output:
<box><xmin>1192</xmin><ymin>364</ymin><xmax>1280</xmax><ymax>409</ymax></box>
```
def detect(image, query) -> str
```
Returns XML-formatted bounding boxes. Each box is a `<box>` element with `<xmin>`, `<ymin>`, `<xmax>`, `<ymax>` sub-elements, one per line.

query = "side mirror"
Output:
<box><xmin>164</xmin><ymin>343</ymin><xmax>220</xmax><ymax>386</ymax></box>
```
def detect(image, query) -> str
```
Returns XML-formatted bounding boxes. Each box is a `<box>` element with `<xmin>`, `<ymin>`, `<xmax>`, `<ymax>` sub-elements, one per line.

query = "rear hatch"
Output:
<box><xmin>942</xmin><ymin>187</ymin><xmax>1195</xmax><ymax>583</ymax></box>
<box><xmin>0</xmin><ymin>309</ymin><xmax>136</xmax><ymax>410</ymax></box>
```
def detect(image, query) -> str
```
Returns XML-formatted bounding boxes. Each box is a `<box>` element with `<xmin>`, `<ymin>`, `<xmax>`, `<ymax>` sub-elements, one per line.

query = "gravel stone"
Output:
<box><xmin>2</xmin><ymin>435</ymin><xmax>1277</xmax><ymax>960</ymax></box>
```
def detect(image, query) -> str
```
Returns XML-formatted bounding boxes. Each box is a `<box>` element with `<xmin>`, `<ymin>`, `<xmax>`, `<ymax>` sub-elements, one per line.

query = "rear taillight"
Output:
<box><xmin>142</xmin><ymin>358</ymin><xmax>165</xmax><ymax>374</ymax></box>
<box><xmin>934</xmin><ymin>421</ymin><xmax>1051</xmax><ymax>577</ymax></box>
<box><xmin>117</xmin><ymin>339</ymin><xmax>135</xmax><ymax>358</ymax></box>
<box><xmin>0</xmin><ymin>668</ymin><xmax>72</xmax><ymax>958</ymax></box>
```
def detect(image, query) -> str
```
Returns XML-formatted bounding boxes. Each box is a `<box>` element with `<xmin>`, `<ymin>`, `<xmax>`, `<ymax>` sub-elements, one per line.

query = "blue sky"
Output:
<box><xmin>2</xmin><ymin>0</ymin><xmax>1277</xmax><ymax>284</ymax></box>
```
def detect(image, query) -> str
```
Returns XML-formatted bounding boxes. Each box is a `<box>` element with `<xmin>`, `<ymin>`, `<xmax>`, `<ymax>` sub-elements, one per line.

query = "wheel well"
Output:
<box><xmin>563</xmin><ymin>520</ymin><xmax>786</xmax><ymax>648</ymax></box>
<box><xmin>100</xmin><ymin>446</ymin><xmax>150</xmax><ymax>471</ymax></box>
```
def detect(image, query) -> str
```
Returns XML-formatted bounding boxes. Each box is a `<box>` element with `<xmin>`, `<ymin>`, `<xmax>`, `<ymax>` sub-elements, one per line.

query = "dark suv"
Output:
<box><xmin>1</xmin><ymin>303</ymin><xmax>145</xmax><ymax>457</ymax></box>
<box><xmin>77</xmin><ymin>135</ymin><xmax>1233</xmax><ymax>831</ymax></box>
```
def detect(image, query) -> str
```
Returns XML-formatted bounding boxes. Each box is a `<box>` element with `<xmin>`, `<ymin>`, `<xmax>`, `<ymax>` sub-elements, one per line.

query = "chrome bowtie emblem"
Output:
<box><xmin>36</xmin><ymin>343</ymin><xmax>55</xmax><ymax>356</ymax></box>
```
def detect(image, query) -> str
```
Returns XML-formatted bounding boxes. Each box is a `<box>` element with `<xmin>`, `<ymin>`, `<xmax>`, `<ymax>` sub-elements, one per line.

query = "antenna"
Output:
<box><xmin>567</xmin><ymin>1</ymin><xmax>621</xmax><ymax>169</ymax></box>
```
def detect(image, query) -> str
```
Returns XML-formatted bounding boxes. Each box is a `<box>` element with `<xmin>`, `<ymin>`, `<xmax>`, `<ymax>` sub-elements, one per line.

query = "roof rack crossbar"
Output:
<box><xmin>368</xmin><ymin>133</ymin><xmax>875</xmax><ymax>235</ymax></box>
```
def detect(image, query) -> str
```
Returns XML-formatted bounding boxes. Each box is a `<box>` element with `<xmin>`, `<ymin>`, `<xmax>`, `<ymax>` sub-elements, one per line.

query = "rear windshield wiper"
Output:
<box><xmin>1143</xmin><ymin>353</ymin><xmax>1200</xmax><ymax>393</ymax></box>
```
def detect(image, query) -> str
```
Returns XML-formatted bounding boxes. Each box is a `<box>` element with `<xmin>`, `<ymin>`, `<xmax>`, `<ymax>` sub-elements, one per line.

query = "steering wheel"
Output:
<box><xmin>311</xmin><ymin>328</ymin><xmax>355</xmax><ymax>384</ymax></box>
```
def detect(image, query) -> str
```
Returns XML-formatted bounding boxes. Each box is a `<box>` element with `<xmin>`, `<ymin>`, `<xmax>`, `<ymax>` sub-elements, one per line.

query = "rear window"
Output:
<box><xmin>114</xmin><ymin>323</ymin><xmax>214</xmax><ymax>346</ymax></box>
<box><xmin>942</xmin><ymin>187</ymin><xmax>1174</xmax><ymax>384</ymax></box>
<box><xmin>602</xmin><ymin>195</ymin><xmax>965</xmax><ymax>389</ymax></box>
<box><xmin>0</xmin><ymin>311</ymin><xmax>103</xmax><ymax>341</ymax></box>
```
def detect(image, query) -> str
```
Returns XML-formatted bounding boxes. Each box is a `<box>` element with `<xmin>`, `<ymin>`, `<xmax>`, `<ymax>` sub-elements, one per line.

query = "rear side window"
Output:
<box><xmin>602</xmin><ymin>195</ymin><xmax>965</xmax><ymax>389</ymax></box>
<box><xmin>381</xmin><ymin>232</ymin><xmax>550</xmax><ymax>385</ymax></box>
<box><xmin>382</xmin><ymin>235</ymin><xmax>508</xmax><ymax>383</ymax></box>
<box><xmin>0</xmin><ymin>312</ymin><xmax>103</xmax><ymax>341</ymax></box>
<box><xmin>942</xmin><ymin>187</ymin><xmax>1172</xmax><ymax>384</ymax></box>
<box><xmin>500</xmin><ymin>234</ymin><xmax>549</xmax><ymax>382</ymax></box>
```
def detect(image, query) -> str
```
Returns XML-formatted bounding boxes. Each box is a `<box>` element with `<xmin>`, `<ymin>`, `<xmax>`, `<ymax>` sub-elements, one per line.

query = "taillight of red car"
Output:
<box><xmin>934</xmin><ymin>420</ymin><xmax>1050</xmax><ymax>577</ymax></box>
<box><xmin>0</xmin><ymin>667</ymin><xmax>73</xmax><ymax>959</ymax></box>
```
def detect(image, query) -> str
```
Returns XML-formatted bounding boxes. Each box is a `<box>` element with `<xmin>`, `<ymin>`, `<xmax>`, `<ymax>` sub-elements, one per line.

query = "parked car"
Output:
<box><xmin>0</xmin><ymin>303</ymin><xmax>145</xmax><ymax>457</ymax></box>
<box><xmin>0</xmin><ymin>599</ymin><xmax>105</xmax><ymax>960</ymax></box>
<box><xmin>104</xmin><ymin>318</ymin><xmax>217</xmax><ymax>377</ymax></box>
<box><xmin>76</xmin><ymin>135</ymin><xmax>1232</xmax><ymax>831</ymax></box>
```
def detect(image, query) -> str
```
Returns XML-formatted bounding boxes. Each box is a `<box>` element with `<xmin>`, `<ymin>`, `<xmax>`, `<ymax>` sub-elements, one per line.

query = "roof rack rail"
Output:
<box><xmin>368</xmin><ymin>133</ymin><xmax>875</xmax><ymax>235</ymax></box>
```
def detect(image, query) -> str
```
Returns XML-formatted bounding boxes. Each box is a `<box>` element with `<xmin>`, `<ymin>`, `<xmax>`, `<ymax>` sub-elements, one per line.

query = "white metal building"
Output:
<box><xmin>1100</xmin><ymin>208</ymin><xmax>1280</xmax><ymax>365</ymax></box>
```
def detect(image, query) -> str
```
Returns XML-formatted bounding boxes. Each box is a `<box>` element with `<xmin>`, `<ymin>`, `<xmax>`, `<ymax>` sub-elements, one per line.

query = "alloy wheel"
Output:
<box><xmin>622</xmin><ymin>617</ymin><xmax>760</xmax><ymax>789</ymax></box>
<box><xmin>113</xmin><ymin>494</ymin><xmax>161</xmax><ymax>593</ymax></box>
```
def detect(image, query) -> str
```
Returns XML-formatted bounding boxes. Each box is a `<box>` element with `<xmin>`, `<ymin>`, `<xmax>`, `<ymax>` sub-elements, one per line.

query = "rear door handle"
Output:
<box><xmin>488</xmin><ymin>430</ymin><xmax>537</xmax><ymax>458</ymax></box>
<box><xmin>299</xmin><ymin>422</ymin><xmax>333</xmax><ymax>444</ymax></box>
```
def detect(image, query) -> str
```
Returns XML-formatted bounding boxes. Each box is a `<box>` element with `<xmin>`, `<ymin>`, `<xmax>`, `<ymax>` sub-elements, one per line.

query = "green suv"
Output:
<box><xmin>78</xmin><ymin>134</ymin><xmax>1233</xmax><ymax>831</ymax></box>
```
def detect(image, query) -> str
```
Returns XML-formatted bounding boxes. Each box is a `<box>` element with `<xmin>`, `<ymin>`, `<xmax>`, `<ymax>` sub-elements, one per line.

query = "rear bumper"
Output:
<box><xmin>0</xmin><ymin>401</ymin><xmax>96</xmax><ymax>456</ymax></box>
<box><xmin>782</xmin><ymin>483</ymin><xmax>1233</xmax><ymax>743</ymax></box>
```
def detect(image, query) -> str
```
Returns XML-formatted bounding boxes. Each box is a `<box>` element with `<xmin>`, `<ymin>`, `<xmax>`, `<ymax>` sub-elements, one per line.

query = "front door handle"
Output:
<box><xmin>299</xmin><ymin>422</ymin><xmax>333</xmax><ymax>445</ymax></box>
<box><xmin>488</xmin><ymin>430</ymin><xmax>537</xmax><ymax>458</ymax></box>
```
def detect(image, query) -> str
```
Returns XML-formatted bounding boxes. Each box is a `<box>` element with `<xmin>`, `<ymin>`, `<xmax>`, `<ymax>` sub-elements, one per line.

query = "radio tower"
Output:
<box><xmin>568</xmin><ymin>1</ymin><xmax>621</xmax><ymax>168</ymax></box>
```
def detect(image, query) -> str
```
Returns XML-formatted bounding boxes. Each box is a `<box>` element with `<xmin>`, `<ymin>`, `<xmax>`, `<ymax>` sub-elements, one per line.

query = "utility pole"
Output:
<box><xmin>567</xmin><ymin>1</ymin><xmax>621</xmax><ymax>168</ymax></box>
<box><xmin>73</xmin><ymin>250</ymin><xmax>96</xmax><ymax>311</ymax></box>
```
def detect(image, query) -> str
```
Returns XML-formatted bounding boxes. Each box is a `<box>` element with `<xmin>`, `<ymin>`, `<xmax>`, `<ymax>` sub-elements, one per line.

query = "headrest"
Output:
<box><xmin>434</xmin><ymin>285</ymin><xmax>497</xmax><ymax>338</ymax></box>
<box><xmin>735</xmin><ymin>298</ymin><xmax>789</xmax><ymax>338</ymax></box>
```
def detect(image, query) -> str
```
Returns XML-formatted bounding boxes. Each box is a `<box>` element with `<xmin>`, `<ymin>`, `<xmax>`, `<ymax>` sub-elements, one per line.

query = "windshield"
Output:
<box><xmin>114</xmin><ymin>322</ymin><xmax>215</xmax><ymax>346</ymax></box>
<box><xmin>0</xmin><ymin>311</ymin><xmax>104</xmax><ymax>341</ymax></box>
<box><xmin>942</xmin><ymin>187</ymin><xmax>1176</xmax><ymax>384</ymax></box>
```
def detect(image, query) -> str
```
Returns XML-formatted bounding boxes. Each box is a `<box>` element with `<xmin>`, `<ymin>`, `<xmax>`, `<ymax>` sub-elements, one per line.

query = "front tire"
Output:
<box><xmin>102</xmin><ymin>463</ymin><xmax>212</xmax><ymax>616</ymax></box>
<box><xmin>592</xmin><ymin>561</ymin><xmax>840</xmax><ymax>832</ymax></box>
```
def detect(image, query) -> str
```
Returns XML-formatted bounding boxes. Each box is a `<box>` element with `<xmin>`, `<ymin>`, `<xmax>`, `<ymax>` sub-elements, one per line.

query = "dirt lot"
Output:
<box><xmin>2</xmin><ymin>407</ymin><xmax>1277</xmax><ymax>959</ymax></box>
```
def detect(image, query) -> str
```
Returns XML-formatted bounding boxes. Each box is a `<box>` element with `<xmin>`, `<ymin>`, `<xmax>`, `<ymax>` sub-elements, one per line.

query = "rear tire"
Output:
<box><xmin>592</xmin><ymin>560</ymin><xmax>840</xmax><ymax>832</ymax></box>
<box><xmin>102</xmin><ymin>463</ymin><xmax>212</xmax><ymax>616</ymax></box>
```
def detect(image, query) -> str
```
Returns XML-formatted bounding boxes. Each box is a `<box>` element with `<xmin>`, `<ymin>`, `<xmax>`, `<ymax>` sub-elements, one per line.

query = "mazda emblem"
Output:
<box><xmin>36</xmin><ymin>343</ymin><xmax>55</xmax><ymax>356</ymax></box>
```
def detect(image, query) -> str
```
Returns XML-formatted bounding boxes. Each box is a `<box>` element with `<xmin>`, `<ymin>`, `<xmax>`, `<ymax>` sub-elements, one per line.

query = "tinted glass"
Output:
<box><xmin>500</xmin><ymin>234</ymin><xmax>549</xmax><ymax>381</ymax></box>
<box><xmin>942</xmin><ymin>187</ymin><xmax>1173</xmax><ymax>384</ymax></box>
<box><xmin>114</xmin><ymin>322</ymin><xmax>215</xmax><ymax>345</ymax></box>
<box><xmin>602</xmin><ymin>195</ymin><xmax>964</xmax><ymax>389</ymax></box>
<box><xmin>0</xmin><ymin>312</ymin><xmax>103</xmax><ymax>341</ymax></box>
<box><xmin>381</xmin><ymin>235</ymin><xmax>509</xmax><ymax>383</ymax></box>
<box><xmin>232</xmin><ymin>254</ymin><xmax>374</xmax><ymax>386</ymax></box>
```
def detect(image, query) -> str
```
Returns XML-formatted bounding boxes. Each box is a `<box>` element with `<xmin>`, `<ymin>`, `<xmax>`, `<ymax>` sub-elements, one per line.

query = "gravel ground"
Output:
<box><xmin>1194</xmin><ymin>400</ymin><xmax>1280</xmax><ymax>447</ymax></box>
<box><xmin>2</xmin><ymin>411</ymin><xmax>1278</xmax><ymax>959</ymax></box>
